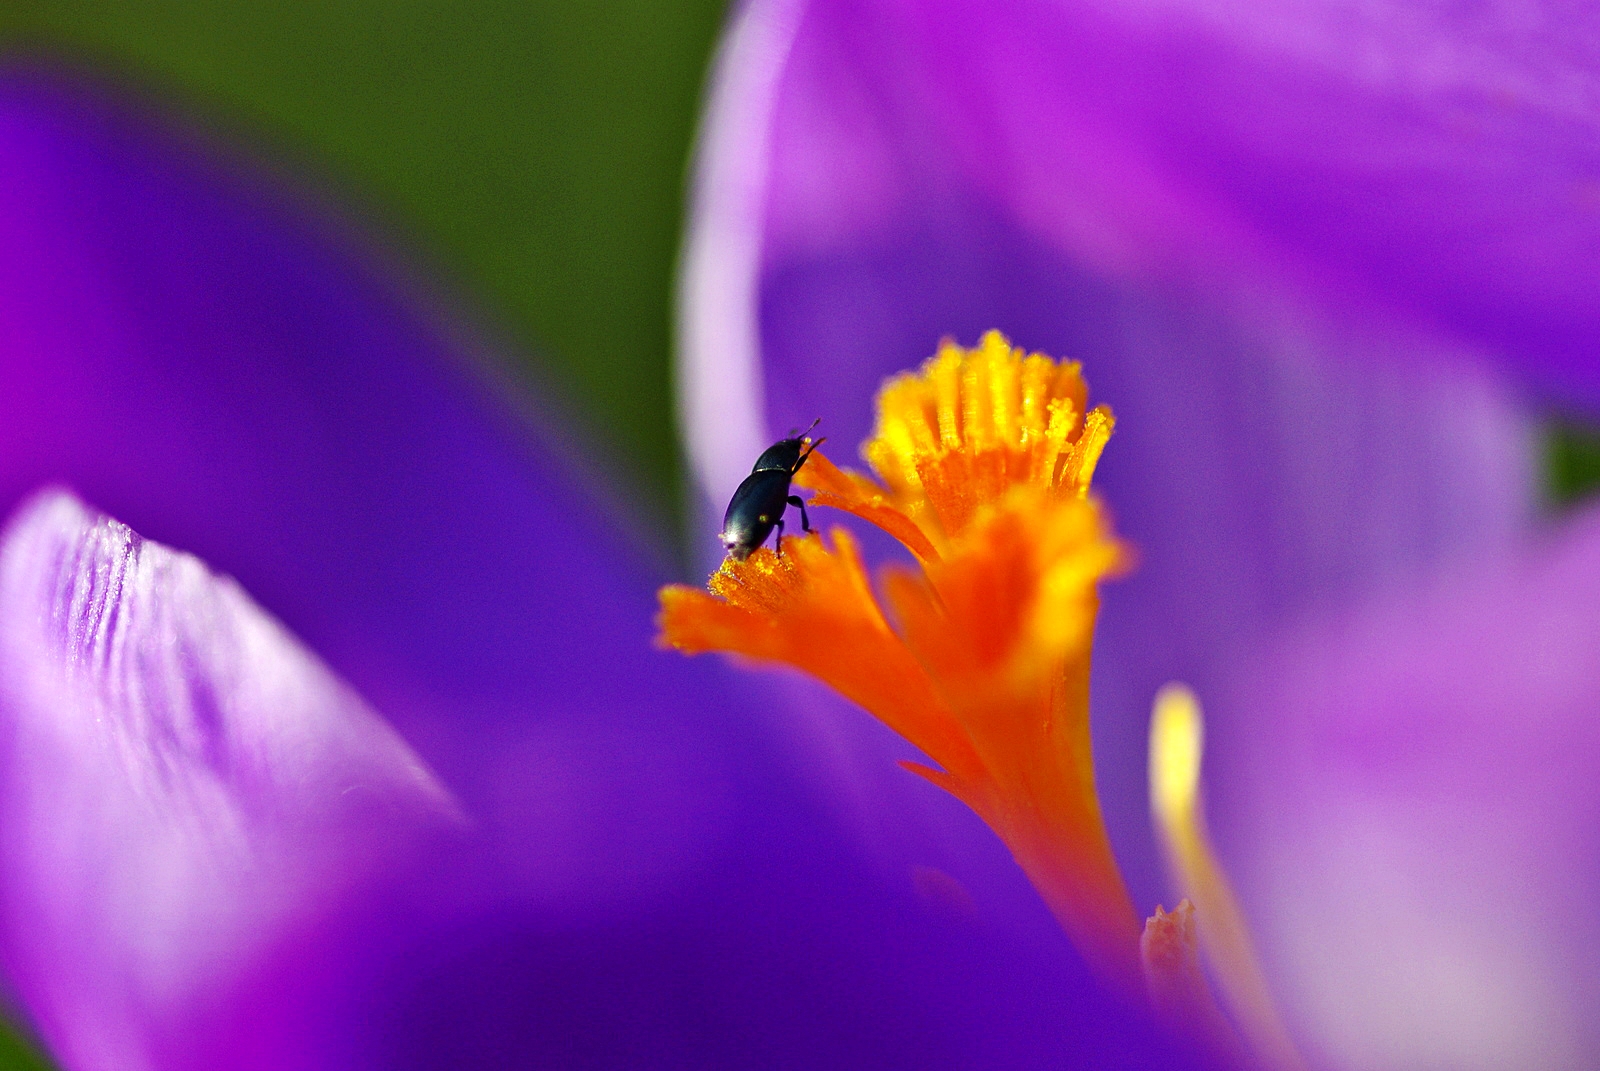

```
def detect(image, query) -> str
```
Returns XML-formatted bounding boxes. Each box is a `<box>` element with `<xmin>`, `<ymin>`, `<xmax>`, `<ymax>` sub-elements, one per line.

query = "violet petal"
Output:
<box><xmin>0</xmin><ymin>489</ymin><xmax>458</xmax><ymax>1071</ymax></box>
<box><xmin>1220</xmin><ymin>503</ymin><xmax>1600</xmax><ymax>1070</ymax></box>
<box><xmin>0</xmin><ymin>65</ymin><xmax>744</xmax><ymax>912</ymax></box>
<box><xmin>687</xmin><ymin>0</ymin><xmax>1600</xmax><ymax>418</ymax></box>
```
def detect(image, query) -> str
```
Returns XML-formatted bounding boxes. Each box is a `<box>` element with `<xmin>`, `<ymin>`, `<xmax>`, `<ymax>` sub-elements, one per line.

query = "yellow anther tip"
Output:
<box><xmin>1150</xmin><ymin>682</ymin><xmax>1203</xmax><ymax>820</ymax></box>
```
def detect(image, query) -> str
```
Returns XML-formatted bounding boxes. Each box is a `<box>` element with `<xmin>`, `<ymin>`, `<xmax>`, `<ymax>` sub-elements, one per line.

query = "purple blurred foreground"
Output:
<box><xmin>0</xmin><ymin>66</ymin><xmax>1197</xmax><ymax>1070</ymax></box>
<box><xmin>680</xmin><ymin>0</ymin><xmax>1600</xmax><ymax>1068</ymax></box>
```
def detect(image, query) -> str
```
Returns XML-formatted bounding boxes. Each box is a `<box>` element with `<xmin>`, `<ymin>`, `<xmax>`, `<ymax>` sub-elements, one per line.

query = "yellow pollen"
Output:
<box><xmin>659</xmin><ymin>332</ymin><xmax>1140</xmax><ymax>987</ymax></box>
<box><xmin>800</xmin><ymin>330</ymin><xmax>1115</xmax><ymax>558</ymax></box>
<box><xmin>1149</xmin><ymin>685</ymin><xmax>1306</xmax><ymax>1070</ymax></box>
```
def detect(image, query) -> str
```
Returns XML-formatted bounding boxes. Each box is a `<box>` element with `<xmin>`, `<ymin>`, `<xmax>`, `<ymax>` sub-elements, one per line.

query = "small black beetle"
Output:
<box><xmin>720</xmin><ymin>420</ymin><xmax>824</xmax><ymax>561</ymax></box>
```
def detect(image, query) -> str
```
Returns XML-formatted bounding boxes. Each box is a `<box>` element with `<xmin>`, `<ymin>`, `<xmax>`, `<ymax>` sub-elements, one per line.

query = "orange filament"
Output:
<box><xmin>659</xmin><ymin>331</ymin><xmax>1139</xmax><ymax>985</ymax></box>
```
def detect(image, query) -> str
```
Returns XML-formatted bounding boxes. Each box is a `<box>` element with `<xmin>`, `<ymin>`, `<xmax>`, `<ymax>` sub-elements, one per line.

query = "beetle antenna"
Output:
<box><xmin>798</xmin><ymin>435</ymin><xmax>826</xmax><ymax>464</ymax></box>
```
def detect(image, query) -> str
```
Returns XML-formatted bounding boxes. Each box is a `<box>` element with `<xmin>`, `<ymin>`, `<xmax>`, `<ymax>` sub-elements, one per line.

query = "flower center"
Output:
<box><xmin>659</xmin><ymin>331</ymin><xmax>1138</xmax><ymax>983</ymax></box>
<box><xmin>800</xmin><ymin>330</ymin><xmax>1113</xmax><ymax>560</ymax></box>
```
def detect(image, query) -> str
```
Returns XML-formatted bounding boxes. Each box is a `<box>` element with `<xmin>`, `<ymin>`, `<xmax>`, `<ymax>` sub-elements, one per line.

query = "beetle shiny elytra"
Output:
<box><xmin>720</xmin><ymin>421</ymin><xmax>824</xmax><ymax>561</ymax></box>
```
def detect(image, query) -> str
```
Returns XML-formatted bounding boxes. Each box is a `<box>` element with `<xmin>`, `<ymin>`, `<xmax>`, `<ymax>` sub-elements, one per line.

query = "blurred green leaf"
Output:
<box><xmin>0</xmin><ymin>1031</ymin><xmax>44</xmax><ymax>1071</ymax></box>
<box><xmin>1545</xmin><ymin>417</ymin><xmax>1600</xmax><ymax>509</ymax></box>
<box><xmin>0</xmin><ymin>1034</ymin><xmax>44</xmax><ymax>1071</ymax></box>
<box><xmin>3</xmin><ymin>0</ymin><xmax>729</xmax><ymax>530</ymax></box>
<box><xmin>0</xmin><ymin>1015</ymin><xmax>48</xmax><ymax>1071</ymax></box>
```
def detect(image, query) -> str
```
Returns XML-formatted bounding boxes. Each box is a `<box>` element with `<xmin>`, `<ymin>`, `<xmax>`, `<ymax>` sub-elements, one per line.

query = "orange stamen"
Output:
<box><xmin>660</xmin><ymin>529</ymin><xmax>985</xmax><ymax>780</ymax></box>
<box><xmin>659</xmin><ymin>331</ymin><xmax>1141</xmax><ymax>985</ymax></box>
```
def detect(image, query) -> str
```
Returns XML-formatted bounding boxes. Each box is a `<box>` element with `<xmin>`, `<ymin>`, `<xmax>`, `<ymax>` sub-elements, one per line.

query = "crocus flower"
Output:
<box><xmin>0</xmin><ymin>63</ymin><xmax>1218</xmax><ymax>1070</ymax></box>
<box><xmin>678</xmin><ymin>0</ymin><xmax>1600</xmax><ymax>1068</ymax></box>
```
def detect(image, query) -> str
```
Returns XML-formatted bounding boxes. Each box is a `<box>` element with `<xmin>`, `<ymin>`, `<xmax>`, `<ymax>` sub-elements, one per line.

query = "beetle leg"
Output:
<box><xmin>773</xmin><ymin>517</ymin><xmax>786</xmax><ymax>556</ymax></box>
<box><xmin>788</xmin><ymin>495</ymin><xmax>811</xmax><ymax>533</ymax></box>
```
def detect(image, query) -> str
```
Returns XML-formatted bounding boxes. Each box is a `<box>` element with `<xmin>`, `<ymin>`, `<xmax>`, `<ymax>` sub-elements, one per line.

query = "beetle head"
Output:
<box><xmin>752</xmin><ymin>419</ymin><xmax>823</xmax><ymax>474</ymax></box>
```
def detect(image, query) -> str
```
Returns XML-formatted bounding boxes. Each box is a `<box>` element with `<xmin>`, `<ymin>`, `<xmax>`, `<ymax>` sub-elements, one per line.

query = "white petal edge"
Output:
<box><xmin>676</xmin><ymin>0</ymin><xmax>808</xmax><ymax>509</ymax></box>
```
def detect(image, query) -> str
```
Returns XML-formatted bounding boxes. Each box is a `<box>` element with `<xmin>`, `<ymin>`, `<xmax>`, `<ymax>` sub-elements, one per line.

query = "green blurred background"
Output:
<box><xmin>0</xmin><ymin>2</ymin><xmax>728</xmax><ymax>1065</ymax></box>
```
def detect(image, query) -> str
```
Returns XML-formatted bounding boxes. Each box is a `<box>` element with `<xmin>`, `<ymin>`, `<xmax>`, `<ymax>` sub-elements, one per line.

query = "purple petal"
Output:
<box><xmin>687</xmin><ymin>0</ymin><xmax>1600</xmax><ymax>420</ymax></box>
<box><xmin>0</xmin><ymin>489</ymin><xmax>458</xmax><ymax>1070</ymax></box>
<box><xmin>0</xmin><ymin>65</ymin><xmax>737</xmax><ymax>903</ymax></box>
<box><xmin>0</xmin><ymin>68</ymin><xmax>1202</xmax><ymax>1068</ymax></box>
<box><xmin>1217</xmin><ymin>503</ymin><xmax>1600</xmax><ymax>1070</ymax></box>
<box><xmin>682</xmin><ymin>0</ymin><xmax>1538</xmax><ymax>905</ymax></box>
